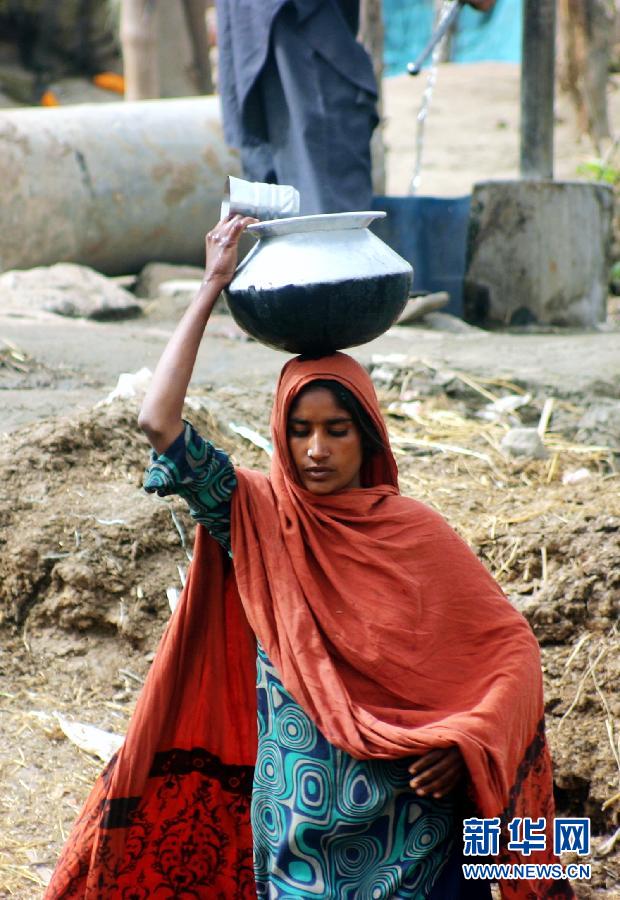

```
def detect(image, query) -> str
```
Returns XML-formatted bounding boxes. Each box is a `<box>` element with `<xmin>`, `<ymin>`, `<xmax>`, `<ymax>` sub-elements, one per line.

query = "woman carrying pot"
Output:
<box><xmin>46</xmin><ymin>215</ymin><xmax>573</xmax><ymax>900</ymax></box>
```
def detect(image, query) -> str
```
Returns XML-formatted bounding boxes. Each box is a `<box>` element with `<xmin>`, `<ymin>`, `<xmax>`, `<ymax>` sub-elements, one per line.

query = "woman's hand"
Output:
<box><xmin>464</xmin><ymin>0</ymin><xmax>496</xmax><ymax>10</ymax></box>
<box><xmin>203</xmin><ymin>213</ymin><xmax>257</xmax><ymax>289</ymax></box>
<box><xmin>408</xmin><ymin>748</ymin><xmax>465</xmax><ymax>799</ymax></box>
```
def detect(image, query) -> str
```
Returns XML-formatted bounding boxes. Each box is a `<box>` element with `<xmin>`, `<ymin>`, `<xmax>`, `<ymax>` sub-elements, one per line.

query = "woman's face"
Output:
<box><xmin>287</xmin><ymin>387</ymin><xmax>363</xmax><ymax>495</ymax></box>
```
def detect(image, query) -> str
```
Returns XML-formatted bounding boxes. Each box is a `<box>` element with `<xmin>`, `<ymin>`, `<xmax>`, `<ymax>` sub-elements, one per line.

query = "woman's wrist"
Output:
<box><xmin>200</xmin><ymin>271</ymin><xmax>231</xmax><ymax>293</ymax></box>
<box><xmin>194</xmin><ymin>274</ymin><xmax>227</xmax><ymax>311</ymax></box>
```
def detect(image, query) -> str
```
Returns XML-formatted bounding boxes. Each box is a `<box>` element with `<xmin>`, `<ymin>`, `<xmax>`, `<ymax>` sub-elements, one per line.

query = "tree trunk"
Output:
<box><xmin>359</xmin><ymin>0</ymin><xmax>386</xmax><ymax>195</ymax></box>
<box><xmin>181</xmin><ymin>0</ymin><xmax>214</xmax><ymax>94</ymax></box>
<box><xmin>558</xmin><ymin>0</ymin><xmax>614</xmax><ymax>151</ymax></box>
<box><xmin>120</xmin><ymin>0</ymin><xmax>160</xmax><ymax>101</ymax></box>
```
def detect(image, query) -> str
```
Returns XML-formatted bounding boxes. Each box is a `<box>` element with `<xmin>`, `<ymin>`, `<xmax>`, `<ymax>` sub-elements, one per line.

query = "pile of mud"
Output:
<box><xmin>0</xmin><ymin>393</ymin><xmax>268</xmax><ymax>644</ymax></box>
<box><xmin>0</xmin><ymin>378</ymin><xmax>618</xmax><ymax>896</ymax></box>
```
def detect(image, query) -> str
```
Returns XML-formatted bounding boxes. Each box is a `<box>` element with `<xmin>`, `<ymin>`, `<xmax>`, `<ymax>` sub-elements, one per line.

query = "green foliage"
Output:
<box><xmin>577</xmin><ymin>159</ymin><xmax>620</xmax><ymax>186</ymax></box>
<box><xmin>609</xmin><ymin>260</ymin><xmax>620</xmax><ymax>282</ymax></box>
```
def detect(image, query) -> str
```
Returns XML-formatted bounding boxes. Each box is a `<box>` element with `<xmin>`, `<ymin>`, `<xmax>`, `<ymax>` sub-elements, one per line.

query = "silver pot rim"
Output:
<box><xmin>246</xmin><ymin>210</ymin><xmax>386</xmax><ymax>240</ymax></box>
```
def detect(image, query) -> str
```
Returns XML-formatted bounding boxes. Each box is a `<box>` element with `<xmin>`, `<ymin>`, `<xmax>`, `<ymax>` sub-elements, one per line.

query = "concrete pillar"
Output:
<box><xmin>521</xmin><ymin>0</ymin><xmax>557</xmax><ymax>179</ymax></box>
<box><xmin>464</xmin><ymin>180</ymin><xmax>613</xmax><ymax>327</ymax></box>
<box><xmin>0</xmin><ymin>99</ymin><xmax>240</xmax><ymax>275</ymax></box>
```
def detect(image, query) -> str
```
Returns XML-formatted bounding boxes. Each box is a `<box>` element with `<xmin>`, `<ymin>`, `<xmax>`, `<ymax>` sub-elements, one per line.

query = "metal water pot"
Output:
<box><xmin>224</xmin><ymin>211</ymin><xmax>413</xmax><ymax>355</ymax></box>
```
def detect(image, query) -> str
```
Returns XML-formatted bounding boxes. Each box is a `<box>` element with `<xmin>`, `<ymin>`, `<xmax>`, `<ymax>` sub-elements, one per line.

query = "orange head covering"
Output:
<box><xmin>233</xmin><ymin>353</ymin><xmax>540</xmax><ymax>778</ymax></box>
<box><xmin>269</xmin><ymin>351</ymin><xmax>399</xmax><ymax>490</ymax></box>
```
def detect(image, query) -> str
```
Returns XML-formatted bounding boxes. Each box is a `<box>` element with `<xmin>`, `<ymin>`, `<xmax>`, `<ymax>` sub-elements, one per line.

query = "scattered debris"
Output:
<box><xmin>596</xmin><ymin>827</ymin><xmax>620</xmax><ymax>858</ymax></box>
<box><xmin>562</xmin><ymin>467</ymin><xmax>591</xmax><ymax>485</ymax></box>
<box><xmin>158</xmin><ymin>279</ymin><xmax>203</xmax><ymax>299</ymax></box>
<box><xmin>419</xmin><ymin>311</ymin><xmax>484</xmax><ymax>333</ymax></box>
<box><xmin>501</xmin><ymin>427</ymin><xmax>548</xmax><ymax>460</ymax></box>
<box><xmin>577</xmin><ymin>401</ymin><xmax>620</xmax><ymax>452</ymax></box>
<box><xmin>478</xmin><ymin>392</ymin><xmax>532</xmax><ymax>424</ymax></box>
<box><xmin>166</xmin><ymin>587</ymin><xmax>181</xmax><ymax>614</ymax></box>
<box><xmin>134</xmin><ymin>262</ymin><xmax>205</xmax><ymax>299</ymax></box>
<box><xmin>537</xmin><ymin>397</ymin><xmax>555</xmax><ymax>438</ymax></box>
<box><xmin>0</xmin><ymin>338</ymin><xmax>30</xmax><ymax>373</ymax></box>
<box><xmin>396</xmin><ymin>291</ymin><xmax>449</xmax><ymax>325</ymax></box>
<box><xmin>387</xmin><ymin>400</ymin><xmax>421</xmax><ymax>419</ymax></box>
<box><xmin>55</xmin><ymin>715</ymin><xmax>123</xmax><ymax>763</ymax></box>
<box><xmin>101</xmin><ymin>367</ymin><xmax>152</xmax><ymax>405</ymax></box>
<box><xmin>229</xmin><ymin>421</ymin><xmax>273</xmax><ymax>457</ymax></box>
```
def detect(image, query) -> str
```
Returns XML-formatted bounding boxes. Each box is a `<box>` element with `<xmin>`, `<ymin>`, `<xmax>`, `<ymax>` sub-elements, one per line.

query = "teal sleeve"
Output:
<box><xmin>143</xmin><ymin>421</ymin><xmax>235</xmax><ymax>555</ymax></box>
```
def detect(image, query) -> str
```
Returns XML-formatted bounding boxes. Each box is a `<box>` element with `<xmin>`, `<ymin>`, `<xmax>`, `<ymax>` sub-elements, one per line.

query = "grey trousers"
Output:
<box><xmin>240</xmin><ymin>4</ymin><xmax>378</xmax><ymax>215</ymax></box>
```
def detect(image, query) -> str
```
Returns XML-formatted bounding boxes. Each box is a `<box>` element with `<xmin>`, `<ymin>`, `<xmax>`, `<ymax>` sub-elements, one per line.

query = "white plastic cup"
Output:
<box><xmin>220</xmin><ymin>175</ymin><xmax>300</xmax><ymax>221</ymax></box>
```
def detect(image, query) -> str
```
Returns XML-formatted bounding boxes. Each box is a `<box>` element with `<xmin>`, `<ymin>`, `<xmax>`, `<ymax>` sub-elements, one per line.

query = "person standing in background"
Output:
<box><xmin>215</xmin><ymin>0</ymin><xmax>496</xmax><ymax>214</ymax></box>
<box><xmin>216</xmin><ymin>0</ymin><xmax>378</xmax><ymax>214</ymax></box>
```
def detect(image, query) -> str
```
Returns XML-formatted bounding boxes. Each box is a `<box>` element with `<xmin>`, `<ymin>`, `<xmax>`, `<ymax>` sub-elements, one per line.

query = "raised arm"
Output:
<box><xmin>138</xmin><ymin>214</ymin><xmax>255</xmax><ymax>453</ymax></box>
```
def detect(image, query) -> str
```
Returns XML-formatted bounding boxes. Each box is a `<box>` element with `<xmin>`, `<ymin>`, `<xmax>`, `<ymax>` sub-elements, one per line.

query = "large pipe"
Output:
<box><xmin>0</xmin><ymin>98</ymin><xmax>240</xmax><ymax>275</ymax></box>
<box><xmin>520</xmin><ymin>0</ymin><xmax>556</xmax><ymax>179</ymax></box>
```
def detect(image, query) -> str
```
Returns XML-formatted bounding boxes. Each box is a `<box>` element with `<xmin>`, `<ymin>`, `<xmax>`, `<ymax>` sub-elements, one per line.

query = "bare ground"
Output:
<box><xmin>1</xmin><ymin>368</ymin><xmax>618</xmax><ymax>897</ymax></box>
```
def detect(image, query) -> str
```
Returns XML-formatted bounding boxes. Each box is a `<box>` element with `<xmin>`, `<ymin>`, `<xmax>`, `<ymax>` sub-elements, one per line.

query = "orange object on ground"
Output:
<box><xmin>46</xmin><ymin>353</ymin><xmax>574</xmax><ymax>899</ymax></box>
<box><xmin>40</xmin><ymin>90</ymin><xmax>60</xmax><ymax>107</ymax></box>
<box><xmin>92</xmin><ymin>72</ymin><xmax>125</xmax><ymax>94</ymax></box>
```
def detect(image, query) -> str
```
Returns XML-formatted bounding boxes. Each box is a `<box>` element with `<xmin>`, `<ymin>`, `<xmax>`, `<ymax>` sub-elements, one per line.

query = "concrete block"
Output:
<box><xmin>464</xmin><ymin>179</ymin><xmax>613</xmax><ymax>327</ymax></box>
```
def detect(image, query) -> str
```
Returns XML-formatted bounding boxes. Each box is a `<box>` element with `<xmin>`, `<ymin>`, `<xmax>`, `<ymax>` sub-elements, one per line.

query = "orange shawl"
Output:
<box><xmin>47</xmin><ymin>353</ymin><xmax>573</xmax><ymax>899</ymax></box>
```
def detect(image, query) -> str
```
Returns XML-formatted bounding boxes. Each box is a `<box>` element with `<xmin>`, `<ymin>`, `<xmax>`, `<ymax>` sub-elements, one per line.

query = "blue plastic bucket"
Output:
<box><xmin>371</xmin><ymin>194</ymin><xmax>471</xmax><ymax>317</ymax></box>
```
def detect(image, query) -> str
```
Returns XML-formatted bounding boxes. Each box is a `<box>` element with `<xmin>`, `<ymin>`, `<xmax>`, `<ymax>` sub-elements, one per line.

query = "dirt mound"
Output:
<box><xmin>0</xmin><ymin>395</ymin><xmax>268</xmax><ymax>641</ymax></box>
<box><xmin>0</xmin><ymin>379</ymin><xmax>618</xmax><ymax>896</ymax></box>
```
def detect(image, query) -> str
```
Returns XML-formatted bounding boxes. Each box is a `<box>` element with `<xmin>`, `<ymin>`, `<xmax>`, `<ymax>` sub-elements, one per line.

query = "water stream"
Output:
<box><xmin>410</xmin><ymin>0</ymin><xmax>459</xmax><ymax>195</ymax></box>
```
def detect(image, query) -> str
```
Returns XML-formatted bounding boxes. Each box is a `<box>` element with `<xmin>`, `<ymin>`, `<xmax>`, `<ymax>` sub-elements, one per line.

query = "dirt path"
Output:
<box><xmin>383</xmin><ymin>62</ymin><xmax>618</xmax><ymax>197</ymax></box>
<box><xmin>2</xmin><ymin>304</ymin><xmax>620</xmax><ymax>436</ymax></box>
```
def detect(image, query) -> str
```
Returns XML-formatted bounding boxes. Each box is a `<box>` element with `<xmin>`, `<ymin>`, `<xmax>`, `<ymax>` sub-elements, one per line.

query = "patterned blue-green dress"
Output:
<box><xmin>144</xmin><ymin>423</ymin><xmax>474</xmax><ymax>899</ymax></box>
